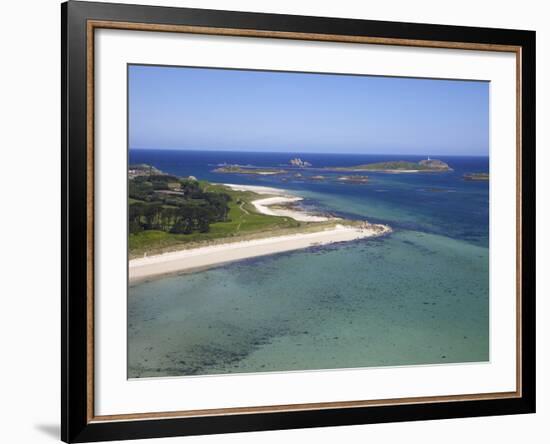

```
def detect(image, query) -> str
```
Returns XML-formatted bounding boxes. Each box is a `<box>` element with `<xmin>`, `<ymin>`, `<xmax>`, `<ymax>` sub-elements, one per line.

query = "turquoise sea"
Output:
<box><xmin>128</xmin><ymin>150</ymin><xmax>489</xmax><ymax>378</ymax></box>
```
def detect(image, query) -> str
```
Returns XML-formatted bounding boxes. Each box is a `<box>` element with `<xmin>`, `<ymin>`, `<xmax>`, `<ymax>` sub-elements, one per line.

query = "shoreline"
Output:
<box><xmin>129</xmin><ymin>223</ymin><xmax>391</xmax><ymax>283</ymax></box>
<box><xmin>129</xmin><ymin>183</ymin><xmax>391</xmax><ymax>283</ymax></box>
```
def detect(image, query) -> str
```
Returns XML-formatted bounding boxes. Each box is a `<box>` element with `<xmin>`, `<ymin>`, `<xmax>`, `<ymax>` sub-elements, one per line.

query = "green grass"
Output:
<box><xmin>210</xmin><ymin>204</ymin><xmax>296</xmax><ymax>235</ymax></box>
<box><xmin>129</xmin><ymin>184</ymin><xmax>303</xmax><ymax>257</ymax></box>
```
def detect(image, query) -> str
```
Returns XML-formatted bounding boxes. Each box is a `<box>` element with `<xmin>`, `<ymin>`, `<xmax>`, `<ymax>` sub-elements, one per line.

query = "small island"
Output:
<box><xmin>463</xmin><ymin>172</ymin><xmax>489</xmax><ymax>181</ymax></box>
<box><xmin>328</xmin><ymin>158</ymin><xmax>452</xmax><ymax>173</ymax></box>
<box><xmin>213</xmin><ymin>165</ymin><xmax>286</xmax><ymax>175</ymax></box>
<box><xmin>213</xmin><ymin>158</ymin><xmax>451</xmax><ymax>176</ymax></box>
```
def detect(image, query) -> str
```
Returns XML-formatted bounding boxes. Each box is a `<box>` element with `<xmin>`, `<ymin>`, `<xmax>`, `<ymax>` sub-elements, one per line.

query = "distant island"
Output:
<box><xmin>463</xmin><ymin>172</ymin><xmax>489</xmax><ymax>181</ymax></box>
<box><xmin>212</xmin><ymin>165</ymin><xmax>371</xmax><ymax>184</ymax></box>
<box><xmin>213</xmin><ymin>165</ymin><xmax>286</xmax><ymax>175</ymax></box>
<box><xmin>327</xmin><ymin>158</ymin><xmax>452</xmax><ymax>173</ymax></box>
<box><xmin>289</xmin><ymin>157</ymin><xmax>312</xmax><ymax>167</ymax></box>
<box><xmin>305</xmin><ymin>175</ymin><xmax>370</xmax><ymax>184</ymax></box>
<box><xmin>213</xmin><ymin>158</ymin><xmax>451</xmax><ymax>177</ymax></box>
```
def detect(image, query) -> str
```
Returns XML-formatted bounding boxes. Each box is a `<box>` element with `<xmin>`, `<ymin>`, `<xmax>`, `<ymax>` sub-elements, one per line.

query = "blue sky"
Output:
<box><xmin>129</xmin><ymin>65</ymin><xmax>489</xmax><ymax>156</ymax></box>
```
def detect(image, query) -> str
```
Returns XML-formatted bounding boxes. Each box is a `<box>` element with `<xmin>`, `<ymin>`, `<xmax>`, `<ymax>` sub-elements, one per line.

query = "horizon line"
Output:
<box><xmin>129</xmin><ymin>147</ymin><xmax>489</xmax><ymax>157</ymax></box>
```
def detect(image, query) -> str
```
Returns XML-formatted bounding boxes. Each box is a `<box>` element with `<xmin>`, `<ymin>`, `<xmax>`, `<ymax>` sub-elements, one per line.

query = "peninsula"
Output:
<box><xmin>128</xmin><ymin>166</ymin><xmax>391</xmax><ymax>281</ymax></box>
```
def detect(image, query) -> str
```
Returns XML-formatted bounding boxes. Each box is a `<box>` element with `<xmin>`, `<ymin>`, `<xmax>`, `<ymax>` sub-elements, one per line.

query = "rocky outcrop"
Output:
<box><xmin>289</xmin><ymin>158</ymin><xmax>312</xmax><ymax>168</ymax></box>
<box><xmin>418</xmin><ymin>159</ymin><xmax>452</xmax><ymax>170</ymax></box>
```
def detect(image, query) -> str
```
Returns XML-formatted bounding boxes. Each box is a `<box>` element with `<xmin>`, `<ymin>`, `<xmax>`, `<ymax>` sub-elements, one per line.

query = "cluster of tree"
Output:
<box><xmin>129</xmin><ymin>175</ymin><xmax>231</xmax><ymax>235</ymax></box>
<box><xmin>129</xmin><ymin>174</ymin><xmax>180</xmax><ymax>201</ymax></box>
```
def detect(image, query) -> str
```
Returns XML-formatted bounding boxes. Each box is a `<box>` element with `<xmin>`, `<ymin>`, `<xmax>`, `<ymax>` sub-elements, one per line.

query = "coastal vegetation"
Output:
<box><xmin>129</xmin><ymin>173</ymin><xmax>231</xmax><ymax>235</ymax></box>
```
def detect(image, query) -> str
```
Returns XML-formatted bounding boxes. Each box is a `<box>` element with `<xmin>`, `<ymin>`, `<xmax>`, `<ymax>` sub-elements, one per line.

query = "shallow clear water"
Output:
<box><xmin>128</xmin><ymin>150</ymin><xmax>489</xmax><ymax>378</ymax></box>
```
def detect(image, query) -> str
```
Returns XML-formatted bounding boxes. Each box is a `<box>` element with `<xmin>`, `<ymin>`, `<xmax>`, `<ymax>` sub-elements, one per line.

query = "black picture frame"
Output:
<box><xmin>62</xmin><ymin>1</ymin><xmax>536</xmax><ymax>442</ymax></box>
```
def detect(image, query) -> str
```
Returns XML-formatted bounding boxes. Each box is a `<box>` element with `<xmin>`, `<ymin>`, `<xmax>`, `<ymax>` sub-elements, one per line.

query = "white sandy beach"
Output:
<box><xmin>222</xmin><ymin>184</ymin><xmax>287</xmax><ymax>195</ymax></box>
<box><xmin>223</xmin><ymin>183</ymin><xmax>333</xmax><ymax>222</ymax></box>
<box><xmin>251</xmin><ymin>196</ymin><xmax>331</xmax><ymax>222</ymax></box>
<box><xmin>129</xmin><ymin>223</ymin><xmax>390</xmax><ymax>282</ymax></box>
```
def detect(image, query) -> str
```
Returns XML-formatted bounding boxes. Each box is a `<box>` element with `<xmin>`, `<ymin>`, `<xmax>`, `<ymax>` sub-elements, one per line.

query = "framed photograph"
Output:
<box><xmin>61</xmin><ymin>1</ymin><xmax>536</xmax><ymax>442</ymax></box>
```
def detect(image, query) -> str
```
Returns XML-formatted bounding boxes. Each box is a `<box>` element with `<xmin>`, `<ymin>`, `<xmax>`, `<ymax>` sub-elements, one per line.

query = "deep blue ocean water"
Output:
<box><xmin>128</xmin><ymin>150</ymin><xmax>489</xmax><ymax>377</ymax></box>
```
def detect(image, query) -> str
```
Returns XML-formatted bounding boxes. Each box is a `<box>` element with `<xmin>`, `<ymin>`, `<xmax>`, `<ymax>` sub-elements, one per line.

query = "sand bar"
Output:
<box><xmin>224</xmin><ymin>183</ymin><xmax>333</xmax><ymax>222</ymax></box>
<box><xmin>222</xmin><ymin>184</ymin><xmax>287</xmax><ymax>195</ymax></box>
<box><xmin>252</xmin><ymin>196</ymin><xmax>331</xmax><ymax>222</ymax></box>
<box><xmin>130</xmin><ymin>223</ymin><xmax>390</xmax><ymax>283</ymax></box>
